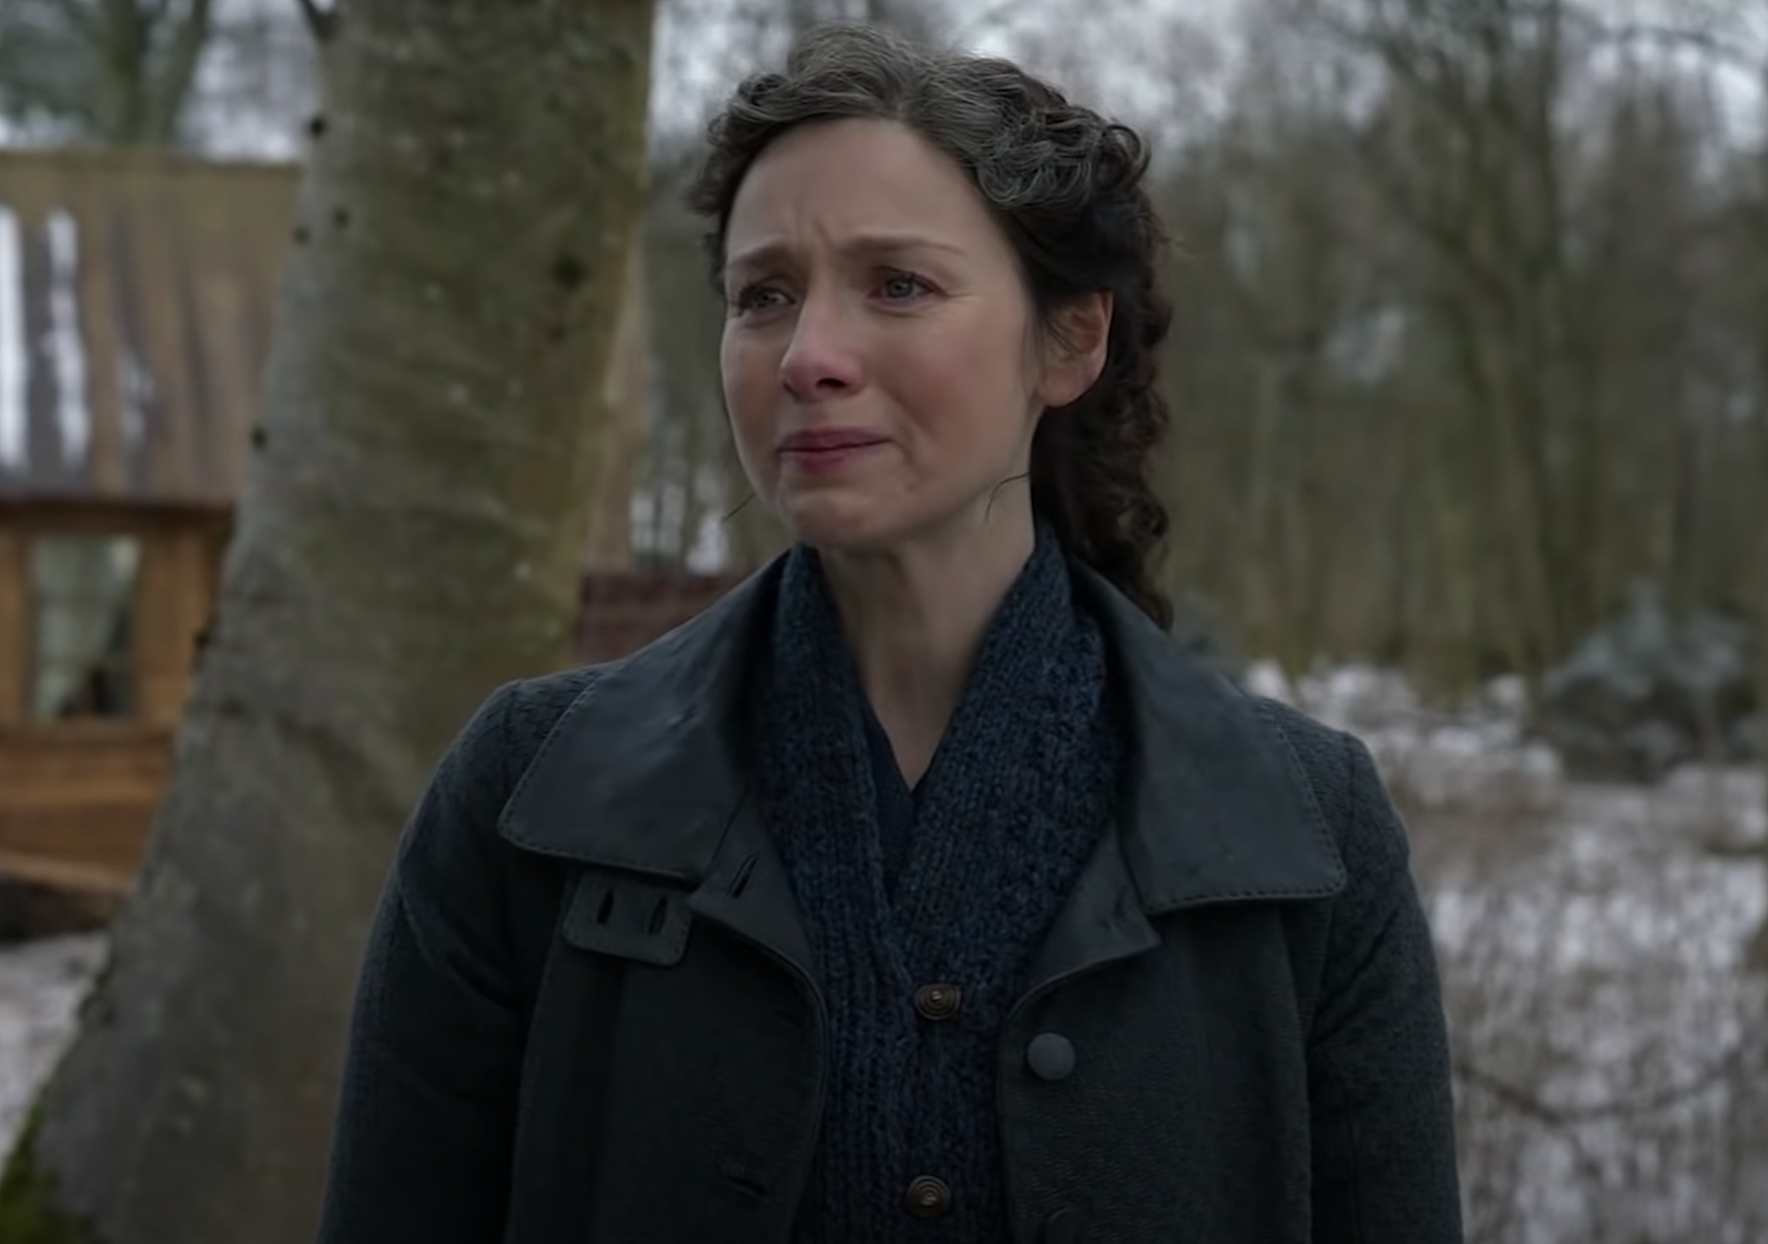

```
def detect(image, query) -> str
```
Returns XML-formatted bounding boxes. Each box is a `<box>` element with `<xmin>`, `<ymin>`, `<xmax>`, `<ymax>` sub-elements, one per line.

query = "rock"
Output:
<box><xmin>1535</xmin><ymin>583</ymin><xmax>1758</xmax><ymax>783</ymax></box>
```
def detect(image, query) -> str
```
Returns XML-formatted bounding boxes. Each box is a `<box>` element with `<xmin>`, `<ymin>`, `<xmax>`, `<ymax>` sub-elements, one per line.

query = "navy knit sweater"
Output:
<box><xmin>748</xmin><ymin>532</ymin><xmax>1124</xmax><ymax>1241</ymax></box>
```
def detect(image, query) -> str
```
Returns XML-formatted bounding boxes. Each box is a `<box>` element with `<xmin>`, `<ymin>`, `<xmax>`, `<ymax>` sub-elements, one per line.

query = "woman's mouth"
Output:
<box><xmin>778</xmin><ymin>429</ymin><xmax>887</xmax><ymax>473</ymax></box>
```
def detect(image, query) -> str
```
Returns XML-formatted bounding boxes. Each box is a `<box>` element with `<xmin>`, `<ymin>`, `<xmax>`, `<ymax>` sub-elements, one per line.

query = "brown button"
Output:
<box><xmin>904</xmin><ymin>1174</ymin><xmax>952</xmax><ymax>1219</ymax></box>
<box><xmin>913</xmin><ymin>983</ymin><xmax>962</xmax><ymax>1021</ymax></box>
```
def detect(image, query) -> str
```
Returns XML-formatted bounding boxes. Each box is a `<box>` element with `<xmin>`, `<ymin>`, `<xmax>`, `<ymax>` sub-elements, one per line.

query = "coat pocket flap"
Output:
<box><xmin>561</xmin><ymin>868</ymin><xmax>693</xmax><ymax>967</ymax></box>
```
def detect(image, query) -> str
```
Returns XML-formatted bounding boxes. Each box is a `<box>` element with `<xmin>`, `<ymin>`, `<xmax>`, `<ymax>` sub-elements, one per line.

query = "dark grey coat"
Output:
<box><xmin>315</xmin><ymin>561</ymin><xmax>1464</xmax><ymax>1244</ymax></box>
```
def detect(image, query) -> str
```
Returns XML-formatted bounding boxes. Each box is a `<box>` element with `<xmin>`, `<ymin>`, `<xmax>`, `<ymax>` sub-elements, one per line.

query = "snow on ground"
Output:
<box><xmin>0</xmin><ymin>661</ymin><xmax>1762</xmax><ymax>1239</ymax></box>
<box><xmin>1252</xmin><ymin>659</ymin><xmax>1768</xmax><ymax>1242</ymax></box>
<box><xmin>1247</xmin><ymin>659</ymin><xmax>1568</xmax><ymax>815</ymax></box>
<box><xmin>0</xmin><ymin>934</ymin><xmax>105</xmax><ymax>1154</ymax></box>
<box><xmin>1428</xmin><ymin>770</ymin><xmax>1768</xmax><ymax>1244</ymax></box>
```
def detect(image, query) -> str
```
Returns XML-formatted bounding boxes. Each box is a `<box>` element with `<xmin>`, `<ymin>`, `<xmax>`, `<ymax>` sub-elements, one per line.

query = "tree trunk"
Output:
<box><xmin>0</xmin><ymin>1</ymin><xmax>655</xmax><ymax>1241</ymax></box>
<box><xmin>585</xmin><ymin>238</ymin><xmax>650</xmax><ymax>571</ymax></box>
<box><xmin>1750</xmin><ymin>407</ymin><xmax>1768</xmax><ymax>974</ymax></box>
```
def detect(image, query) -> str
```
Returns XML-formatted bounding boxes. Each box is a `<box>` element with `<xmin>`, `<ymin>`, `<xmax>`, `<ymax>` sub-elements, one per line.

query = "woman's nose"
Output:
<box><xmin>777</xmin><ymin>296</ymin><xmax>863</xmax><ymax>400</ymax></box>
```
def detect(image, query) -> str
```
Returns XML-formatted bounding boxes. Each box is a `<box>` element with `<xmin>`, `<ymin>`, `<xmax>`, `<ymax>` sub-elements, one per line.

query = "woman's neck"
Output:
<box><xmin>819</xmin><ymin>510</ymin><xmax>1036</xmax><ymax>784</ymax></box>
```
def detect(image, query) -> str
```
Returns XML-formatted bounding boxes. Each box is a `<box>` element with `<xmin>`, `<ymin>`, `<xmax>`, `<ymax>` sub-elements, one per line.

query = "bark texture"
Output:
<box><xmin>0</xmin><ymin>1</ymin><xmax>655</xmax><ymax>1240</ymax></box>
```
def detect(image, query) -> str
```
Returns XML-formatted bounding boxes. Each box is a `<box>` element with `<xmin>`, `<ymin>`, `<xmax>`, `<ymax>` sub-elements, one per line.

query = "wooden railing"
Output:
<box><xmin>0</xmin><ymin>723</ymin><xmax>171</xmax><ymax>894</ymax></box>
<box><xmin>0</xmin><ymin>570</ymin><xmax>742</xmax><ymax>896</ymax></box>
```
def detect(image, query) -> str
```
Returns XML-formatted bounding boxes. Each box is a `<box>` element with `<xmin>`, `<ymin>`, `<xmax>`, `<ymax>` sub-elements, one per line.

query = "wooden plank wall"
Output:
<box><xmin>0</xmin><ymin>729</ymin><xmax>169</xmax><ymax>891</ymax></box>
<box><xmin>0</xmin><ymin>529</ymin><xmax>20</xmax><ymax>725</ymax></box>
<box><xmin>0</xmin><ymin>148</ymin><xmax>300</xmax><ymax>506</ymax></box>
<box><xmin>134</xmin><ymin>522</ymin><xmax>219</xmax><ymax>725</ymax></box>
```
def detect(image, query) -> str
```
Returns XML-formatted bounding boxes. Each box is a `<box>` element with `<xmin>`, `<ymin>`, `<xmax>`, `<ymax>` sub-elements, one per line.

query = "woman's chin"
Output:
<box><xmin>777</xmin><ymin>494</ymin><xmax>909</xmax><ymax>554</ymax></box>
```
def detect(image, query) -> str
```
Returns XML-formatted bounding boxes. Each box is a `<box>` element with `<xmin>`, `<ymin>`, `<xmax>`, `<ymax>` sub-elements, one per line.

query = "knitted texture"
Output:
<box><xmin>750</xmin><ymin>530</ymin><xmax>1124</xmax><ymax>1242</ymax></box>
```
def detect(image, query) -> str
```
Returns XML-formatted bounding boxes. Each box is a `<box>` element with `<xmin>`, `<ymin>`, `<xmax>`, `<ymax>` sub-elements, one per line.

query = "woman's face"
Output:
<box><xmin>719</xmin><ymin>118</ymin><xmax>1101</xmax><ymax>554</ymax></box>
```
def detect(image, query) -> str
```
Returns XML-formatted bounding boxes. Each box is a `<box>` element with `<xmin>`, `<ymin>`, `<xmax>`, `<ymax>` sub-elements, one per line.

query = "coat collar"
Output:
<box><xmin>1082</xmin><ymin>564</ymin><xmax>1346</xmax><ymax>913</ymax></box>
<box><xmin>501</xmin><ymin>561</ymin><xmax>778</xmax><ymax>884</ymax></box>
<box><xmin>499</xmin><ymin>554</ymin><xmax>1345</xmax><ymax>973</ymax></box>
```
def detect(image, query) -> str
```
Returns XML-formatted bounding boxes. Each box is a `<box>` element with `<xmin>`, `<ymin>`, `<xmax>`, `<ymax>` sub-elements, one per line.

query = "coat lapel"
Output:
<box><xmin>498</xmin><ymin>554</ymin><xmax>1348</xmax><ymax>1001</ymax></box>
<box><xmin>685</xmin><ymin>792</ymin><xmax>817</xmax><ymax>981</ymax></box>
<box><xmin>498</xmin><ymin>558</ymin><xmax>816</xmax><ymax>981</ymax></box>
<box><xmin>1085</xmin><ymin>567</ymin><xmax>1347</xmax><ymax>913</ymax></box>
<box><xmin>1019</xmin><ymin>569</ymin><xmax>1348</xmax><ymax>998</ymax></box>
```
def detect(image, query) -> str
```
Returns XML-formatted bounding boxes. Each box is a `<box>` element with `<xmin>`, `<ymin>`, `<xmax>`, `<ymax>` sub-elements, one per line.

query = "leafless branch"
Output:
<box><xmin>295</xmin><ymin>0</ymin><xmax>337</xmax><ymax>45</ymax></box>
<box><xmin>1453</xmin><ymin>1042</ymin><xmax>1753</xmax><ymax>1129</ymax></box>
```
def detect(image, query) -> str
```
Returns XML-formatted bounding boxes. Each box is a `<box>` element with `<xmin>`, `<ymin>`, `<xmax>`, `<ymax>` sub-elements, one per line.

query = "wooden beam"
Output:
<box><xmin>0</xmin><ymin>527</ymin><xmax>22</xmax><ymax>725</ymax></box>
<box><xmin>0</xmin><ymin>847</ymin><xmax>133</xmax><ymax>897</ymax></box>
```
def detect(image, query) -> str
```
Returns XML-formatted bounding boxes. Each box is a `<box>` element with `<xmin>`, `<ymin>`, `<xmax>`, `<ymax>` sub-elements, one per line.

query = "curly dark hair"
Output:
<box><xmin>688</xmin><ymin>22</ymin><xmax>1175</xmax><ymax>628</ymax></box>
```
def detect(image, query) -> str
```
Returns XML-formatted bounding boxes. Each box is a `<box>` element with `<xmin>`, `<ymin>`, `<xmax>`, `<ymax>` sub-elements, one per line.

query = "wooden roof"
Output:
<box><xmin>0</xmin><ymin>146</ymin><xmax>298</xmax><ymax>507</ymax></box>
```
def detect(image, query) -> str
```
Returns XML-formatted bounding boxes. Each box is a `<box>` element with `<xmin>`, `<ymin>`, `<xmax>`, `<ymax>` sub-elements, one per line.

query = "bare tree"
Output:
<box><xmin>585</xmin><ymin>240</ymin><xmax>653</xmax><ymax>571</ymax></box>
<box><xmin>0</xmin><ymin>0</ymin><xmax>213</xmax><ymax>145</ymax></box>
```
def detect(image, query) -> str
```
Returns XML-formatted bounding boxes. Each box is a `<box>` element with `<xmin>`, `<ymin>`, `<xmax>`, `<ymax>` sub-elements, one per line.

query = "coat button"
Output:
<box><xmin>904</xmin><ymin>1175</ymin><xmax>952</xmax><ymax>1219</ymax></box>
<box><xmin>1042</xmin><ymin>1208</ymin><xmax>1080</xmax><ymax>1243</ymax></box>
<box><xmin>913</xmin><ymin>983</ymin><xmax>962</xmax><ymax>1021</ymax></box>
<box><xmin>1026</xmin><ymin>1032</ymin><xmax>1076</xmax><ymax>1081</ymax></box>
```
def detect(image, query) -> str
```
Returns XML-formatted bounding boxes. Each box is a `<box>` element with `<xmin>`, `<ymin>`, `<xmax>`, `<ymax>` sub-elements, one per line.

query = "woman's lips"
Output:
<box><xmin>777</xmin><ymin>428</ymin><xmax>887</xmax><ymax>473</ymax></box>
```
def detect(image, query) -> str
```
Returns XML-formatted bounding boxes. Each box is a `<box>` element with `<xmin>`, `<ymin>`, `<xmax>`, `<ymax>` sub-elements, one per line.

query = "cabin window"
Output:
<box><xmin>26</xmin><ymin>534</ymin><xmax>142</xmax><ymax>722</ymax></box>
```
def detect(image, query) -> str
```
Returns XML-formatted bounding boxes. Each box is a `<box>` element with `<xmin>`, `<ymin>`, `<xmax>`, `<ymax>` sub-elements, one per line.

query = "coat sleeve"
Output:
<box><xmin>314</xmin><ymin>682</ymin><xmax>532</xmax><ymax>1244</ymax></box>
<box><xmin>1308</xmin><ymin>731</ymin><xmax>1464</xmax><ymax>1244</ymax></box>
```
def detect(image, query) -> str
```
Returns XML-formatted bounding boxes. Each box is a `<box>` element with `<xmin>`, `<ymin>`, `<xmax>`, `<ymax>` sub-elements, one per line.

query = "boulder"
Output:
<box><xmin>1535</xmin><ymin>583</ymin><xmax>1758</xmax><ymax>782</ymax></box>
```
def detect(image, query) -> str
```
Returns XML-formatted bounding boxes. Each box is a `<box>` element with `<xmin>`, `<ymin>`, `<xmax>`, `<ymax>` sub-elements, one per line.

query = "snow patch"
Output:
<box><xmin>0</xmin><ymin>205</ymin><xmax>26</xmax><ymax>469</ymax></box>
<box><xmin>0</xmin><ymin>935</ymin><xmax>106</xmax><ymax>1155</ymax></box>
<box><xmin>1247</xmin><ymin>659</ymin><xmax>1565</xmax><ymax>814</ymax></box>
<box><xmin>44</xmin><ymin>210</ymin><xmax>90</xmax><ymax>468</ymax></box>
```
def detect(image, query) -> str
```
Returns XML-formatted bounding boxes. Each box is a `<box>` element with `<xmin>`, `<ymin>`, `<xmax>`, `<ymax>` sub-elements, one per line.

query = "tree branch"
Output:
<box><xmin>295</xmin><ymin>0</ymin><xmax>337</xmax><ymax>45</ymax></box>
<box><xmin>1452</xmin><ymin>1043</ymin><xmax>1752</xmax><ymax>1129</ymax></box>
<box><xmin>143</xmin><ymin>0</ymin><xmax>213</xmax><ymax>145</ymax></box>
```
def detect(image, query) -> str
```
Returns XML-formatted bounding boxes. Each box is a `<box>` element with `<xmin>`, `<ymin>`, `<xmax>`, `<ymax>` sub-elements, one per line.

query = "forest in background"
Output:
<box><xmin>640</xmin><ymin>0</ymin><xmax>1768</xmax><ymax>705</ymax></box>
<box><xmin>2</xmin><ymin>4</ymin><xmax>1766</xmax><ymax>1242</ymax></box>
<box><xmin>3</xmin><ymin>0</ymin><xmax>1763</xmax><ymax>698</ymax></box>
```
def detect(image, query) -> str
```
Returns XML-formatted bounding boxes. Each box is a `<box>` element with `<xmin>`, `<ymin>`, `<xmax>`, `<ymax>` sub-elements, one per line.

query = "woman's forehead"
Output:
<box><xmin>723</xmin><ymin>121</ymin><xmax>1006</xmax><ymax>263</ymax></box>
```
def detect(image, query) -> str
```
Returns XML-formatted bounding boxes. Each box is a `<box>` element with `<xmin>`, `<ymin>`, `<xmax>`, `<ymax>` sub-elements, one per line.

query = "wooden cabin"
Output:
<box><xmin>0</xmin><ymin>147</ymin><xmax>298</xmax><ymax>893</ymax></box>
<box><xmin>0</xmin><ymin>146</ymin><xmax>736</xmax><ymax>899</ymax></box>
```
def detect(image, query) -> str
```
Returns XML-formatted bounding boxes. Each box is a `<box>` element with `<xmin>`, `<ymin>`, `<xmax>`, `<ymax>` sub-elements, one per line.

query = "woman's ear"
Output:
<box><xmin>1035</xmin><ymin>291</ymin><xmax>1114</xmax><ymax>409</ymax></box>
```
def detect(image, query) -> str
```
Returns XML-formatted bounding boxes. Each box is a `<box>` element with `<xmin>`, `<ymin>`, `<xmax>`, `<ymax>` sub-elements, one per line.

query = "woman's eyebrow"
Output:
<box><xmin>725</xmin><ymin>232</ymin><xmax>965</xmax><ymax>276</ymax></box>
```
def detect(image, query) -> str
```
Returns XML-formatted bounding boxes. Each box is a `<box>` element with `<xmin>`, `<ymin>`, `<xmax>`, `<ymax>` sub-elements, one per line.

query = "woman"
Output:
<box><xmin>315</xmin><ymin>23</ymin><xmax>1463</xmax><ymax>1244</ymax></box>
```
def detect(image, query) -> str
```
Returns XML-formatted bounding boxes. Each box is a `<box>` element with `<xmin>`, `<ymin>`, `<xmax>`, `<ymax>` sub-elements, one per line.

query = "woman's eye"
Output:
<box><xmin>731</xmin><ymin>284</ymin><xmax>787</xmax><ymax>313</ymax></box>
<box><xmin>880</xmin><ymin>272</ymin><xmax>930</xmax><ymax>301</ymax></box>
